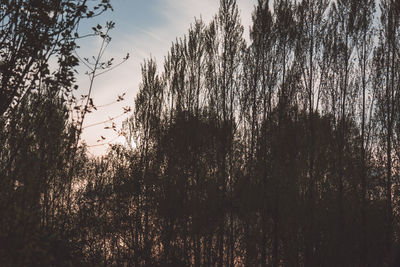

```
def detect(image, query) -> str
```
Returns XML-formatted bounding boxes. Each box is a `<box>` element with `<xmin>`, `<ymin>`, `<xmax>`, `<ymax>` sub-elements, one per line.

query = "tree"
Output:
<box><xmin>0</xmin><ymin>0</ymin><xmax>112</xmax><ymax>116</ymax></box>
<box><xmin>295</xmin><ymin>0</ymin><xmax>329</xmax><ymax>265</ymax></box>
<box><xmin>374</xmin><ymin>0</ymin><xmax>400</xmax><ymax>260</ymax></box>
<box><xmin>352</xmin><ymin>0</ymin><xmax>376</xmax><ymax>264</ymax></box>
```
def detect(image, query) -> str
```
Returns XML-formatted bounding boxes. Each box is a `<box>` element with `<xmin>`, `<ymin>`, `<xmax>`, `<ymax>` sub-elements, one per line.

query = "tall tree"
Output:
<box><xmin>295</xmin><ymin>0</ymin><xmax>329</xmax><ymax>265</ymax></box>
<box><xmin>353</xmin><ymin>0</ymin><xmax>376</xmax><ymax>264</ymax></box>
<box><xmin>374</xmin><ymin>0</ymin><xmax>400</xmax><ymax>259</ymax></box>
<box><xmin>134</xmin><ymin>58</ymin><xmax>164</xmax><ymax>265</ymax></box>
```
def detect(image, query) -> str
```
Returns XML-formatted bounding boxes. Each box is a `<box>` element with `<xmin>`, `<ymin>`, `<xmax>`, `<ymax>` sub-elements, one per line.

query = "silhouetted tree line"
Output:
<box><xmin>1</xmin><ymin>0</ymin><xmax>400</xmax><ymax>266</ymax></box>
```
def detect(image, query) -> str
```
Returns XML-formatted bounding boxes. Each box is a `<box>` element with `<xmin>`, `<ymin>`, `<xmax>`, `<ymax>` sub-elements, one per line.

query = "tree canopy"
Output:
<box><xmin>1</xmin><ymin>0</ymin><xmax>400</xmax><ymax>266</ymax></box>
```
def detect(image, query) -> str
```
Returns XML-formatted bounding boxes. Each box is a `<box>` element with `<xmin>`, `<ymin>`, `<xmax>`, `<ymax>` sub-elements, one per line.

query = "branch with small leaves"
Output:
<box><xmin>72</xmin><ymin>21</ymin><xmax>130</xmax><ymax>148</ymax></box>
<box><xmin>82</xmin><ymin>104</ymin><xmax>131</xmax><ymax>130</ymax></box>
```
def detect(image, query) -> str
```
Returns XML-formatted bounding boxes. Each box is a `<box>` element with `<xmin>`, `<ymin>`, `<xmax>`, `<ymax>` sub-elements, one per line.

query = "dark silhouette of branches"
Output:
<box><xmin>1</xmin><ymin>0</ymin><xmax>400</xmax><ymax>266</ymax></box>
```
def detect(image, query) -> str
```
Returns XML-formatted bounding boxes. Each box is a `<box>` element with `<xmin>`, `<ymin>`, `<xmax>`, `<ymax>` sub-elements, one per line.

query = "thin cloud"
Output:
<box><xmin>132</xmin><ymin>25</ymin><xmax>171</xmax><ymax>46</ymax></box>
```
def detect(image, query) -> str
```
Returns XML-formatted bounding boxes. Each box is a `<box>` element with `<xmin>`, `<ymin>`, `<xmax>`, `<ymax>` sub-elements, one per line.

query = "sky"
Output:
<box><xmin>76</xmin><ymin>0</ymin><xmax>257</xmax><ymax>156</ymax></box>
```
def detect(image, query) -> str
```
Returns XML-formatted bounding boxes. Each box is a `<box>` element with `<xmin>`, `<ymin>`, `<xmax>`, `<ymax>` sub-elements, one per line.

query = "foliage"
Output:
<box><xmin>1</xmin><ymin>0</ymin><xmax>400</xmax><ymax>266</ymax></box>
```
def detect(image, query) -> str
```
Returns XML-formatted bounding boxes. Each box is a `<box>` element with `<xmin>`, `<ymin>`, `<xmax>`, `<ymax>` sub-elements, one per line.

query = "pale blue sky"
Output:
<box><xmin>76</xmin><ymin>0</ymin><xmax>257</xmax><ymax>156</ymax></box>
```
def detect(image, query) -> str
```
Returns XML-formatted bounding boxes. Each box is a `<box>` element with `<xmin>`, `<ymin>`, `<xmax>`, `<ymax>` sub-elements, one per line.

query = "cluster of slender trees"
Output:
<box><xmin>1</xmin><ymin>0</ymin><xmax>400</xmax><ymax>266</ymax></box>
